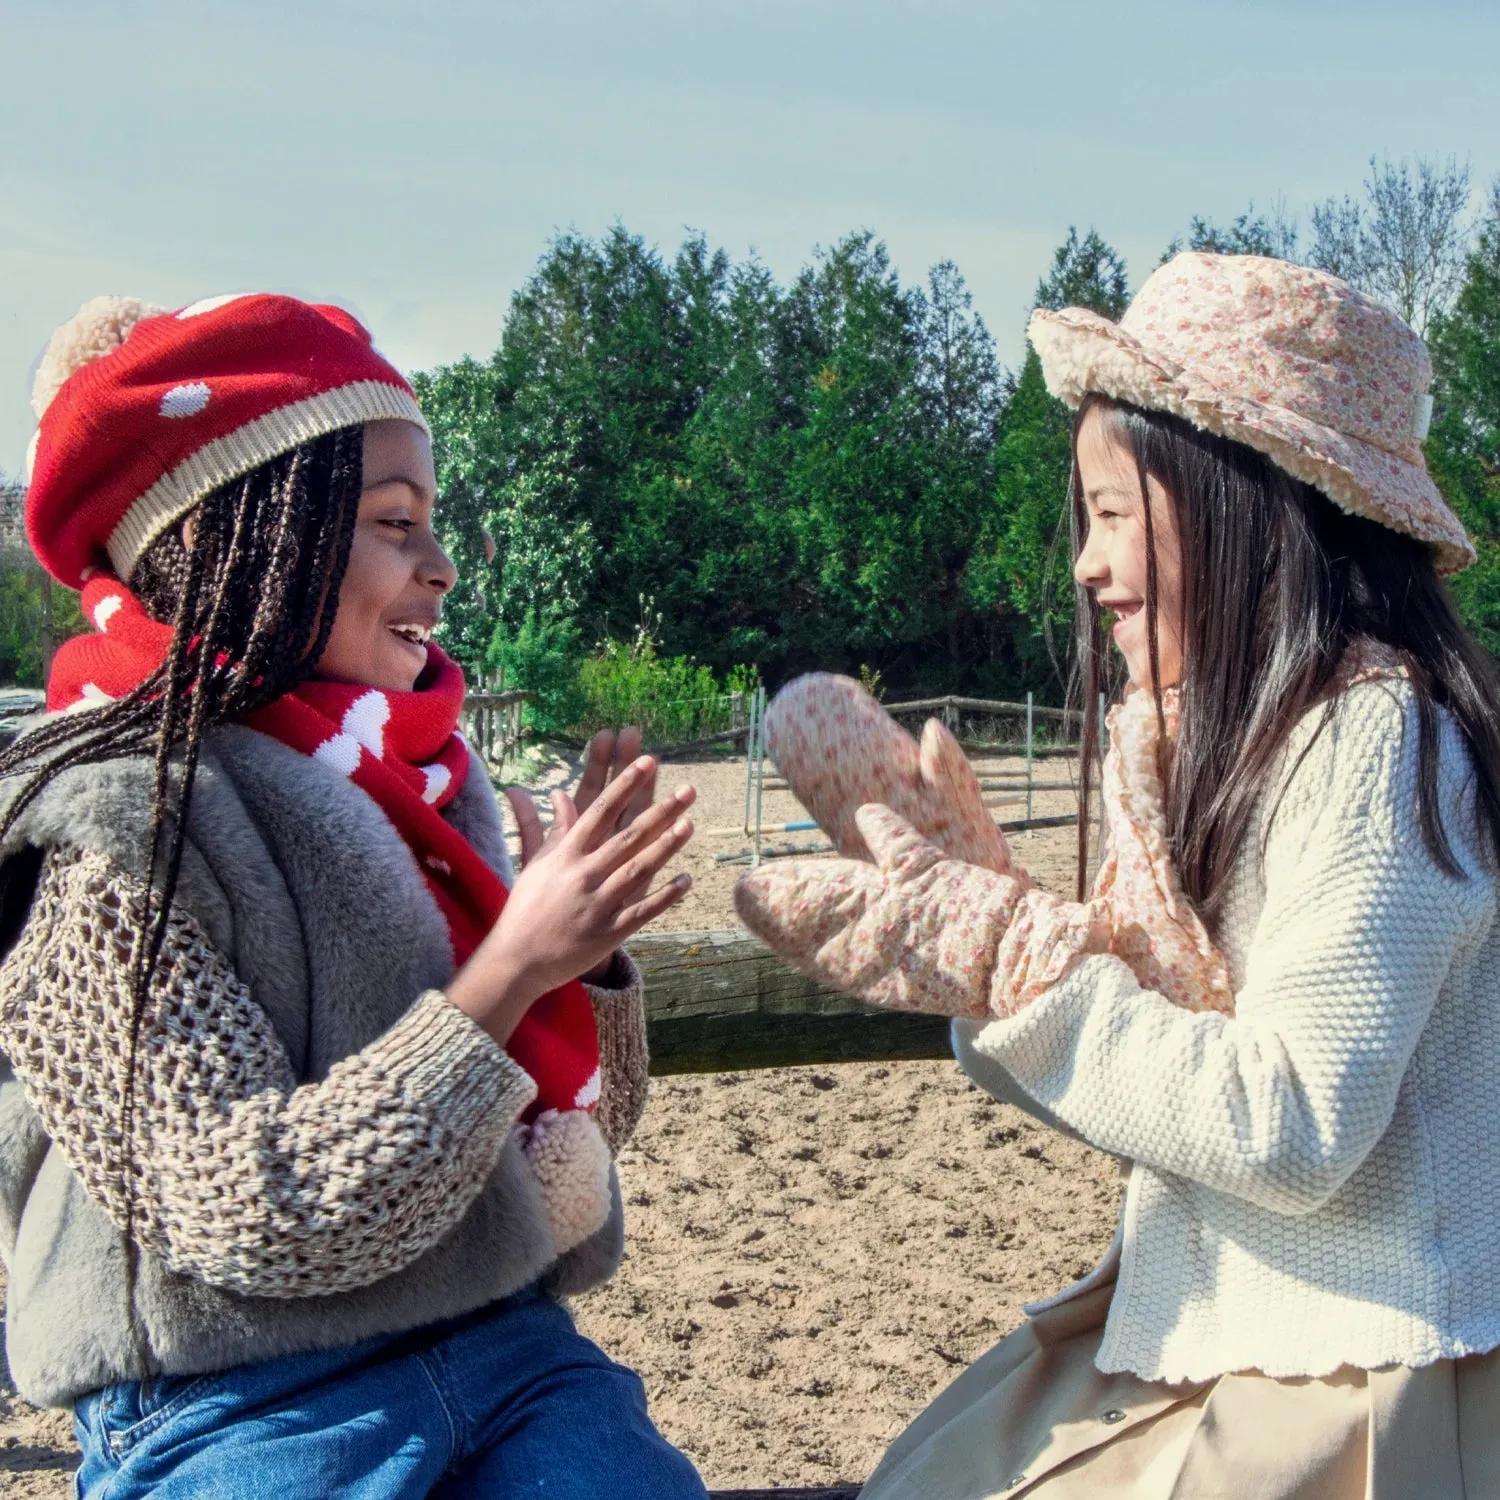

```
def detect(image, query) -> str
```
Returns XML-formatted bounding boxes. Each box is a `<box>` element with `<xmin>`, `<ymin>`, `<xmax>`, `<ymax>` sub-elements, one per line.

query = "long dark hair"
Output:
<box><xmin>0</xmin><ymin>426</ymin><xmax>363</xmax><ymax>1356</ymax></box>
<box><xmin>1071</xmin><ymin>395</ymin><xmax>1500</xmax><ymax>919</ymax></box>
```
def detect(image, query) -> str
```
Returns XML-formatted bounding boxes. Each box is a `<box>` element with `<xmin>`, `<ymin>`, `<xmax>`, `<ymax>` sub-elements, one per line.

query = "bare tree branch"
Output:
<box><xmin>1309</xmin><ymin>155</ymin><xmax>1472</xmax><ymax>334</ymax></box>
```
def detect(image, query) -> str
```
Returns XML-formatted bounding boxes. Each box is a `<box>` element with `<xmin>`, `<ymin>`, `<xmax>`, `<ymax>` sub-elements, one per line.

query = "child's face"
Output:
<box><xmin>1072</xmin><ymin>407</ymin><xmax>1184</xmax><ymax>691</ymax></box>
<box><xmin>315</xmin><ymin>420</ymin><xmax>458</xmax><ymax>692</ymax></box>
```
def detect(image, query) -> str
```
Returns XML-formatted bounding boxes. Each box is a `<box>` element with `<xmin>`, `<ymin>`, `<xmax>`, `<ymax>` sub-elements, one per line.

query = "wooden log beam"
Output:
<box><xmin>709</xmin><ymin>1489</ymin><xmax>861</xmax><ymax>1500</ymax></box>
<box><xmin>629</xmin><ymin>928</ymin><xmax>951</xmax><ymax>1075</ymax></box>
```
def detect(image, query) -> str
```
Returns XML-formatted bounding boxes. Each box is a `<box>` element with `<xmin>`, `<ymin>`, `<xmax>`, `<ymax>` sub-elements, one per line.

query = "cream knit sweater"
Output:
<box><xmin>957</xmin><ymin>677</ymin><xmax>1500</xmax><ymax>1382</ymax></box>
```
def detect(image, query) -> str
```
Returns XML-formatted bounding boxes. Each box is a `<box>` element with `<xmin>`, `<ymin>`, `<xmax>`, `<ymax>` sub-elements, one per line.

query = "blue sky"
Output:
<box><xmin>3</xmin><ymin>0</ymin><xmax>1497</xmax><ymax>476</ymax></box>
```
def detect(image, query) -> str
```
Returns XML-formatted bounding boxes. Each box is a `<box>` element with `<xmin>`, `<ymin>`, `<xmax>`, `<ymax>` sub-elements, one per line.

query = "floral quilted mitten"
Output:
<box><xmin>750</xmin><ymin>671</ymin><xmax>1238</xmax><ymax>1020</ymax></box>
<box><xmin>734</xmin><ymin>803</ymin><xmax>1111</xmax><ymax>1019</ymax></box>
<box><xmin>763</xmin><ymin>673</ymin><xmax>1018</xmax><ymax>874</ymax></box>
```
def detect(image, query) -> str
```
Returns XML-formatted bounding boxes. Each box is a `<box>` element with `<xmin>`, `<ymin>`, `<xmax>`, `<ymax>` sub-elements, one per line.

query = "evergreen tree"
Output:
<box><xmin>1164</xmin><ymin>201</ymin><xmax>1300</xmax><ymax>262</ymax></box>
<box><xmin>1428</xmin><ymin>180</ymin><xmax>1500</xmax><ymax>650</ymax></box>
<box><xmin>1034</xmin><ymin>227</ymin><xmax>1129</xmax><ymax>318</ymax></box>
<box><xmin>967</xmin><ymin>228</ymin><xmax>1131</xmax><ymax>692</ymax></box>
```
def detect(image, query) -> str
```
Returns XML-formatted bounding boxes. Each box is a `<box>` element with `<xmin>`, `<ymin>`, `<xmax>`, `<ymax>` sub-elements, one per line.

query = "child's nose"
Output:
<box><xmin>423</xmin><ymin>537</ymin><xmax>458</xmax><ymax>595</ymax></box>
<box><xmin>1074</xmin><ymin>530</ymin><xmax>1108</xmax><ymax>590</ymax></box>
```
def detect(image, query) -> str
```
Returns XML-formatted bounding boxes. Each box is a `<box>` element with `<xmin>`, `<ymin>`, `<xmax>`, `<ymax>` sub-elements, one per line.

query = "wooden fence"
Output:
<box><xmin>630</xmin><ymin>927</ymin><xmax>949</xmax><ymax>1075</ymax></box>
<box><xmin>464</xmin><ymin>690</ymin><xmax>535</xmax><ymax>767</ymax></box>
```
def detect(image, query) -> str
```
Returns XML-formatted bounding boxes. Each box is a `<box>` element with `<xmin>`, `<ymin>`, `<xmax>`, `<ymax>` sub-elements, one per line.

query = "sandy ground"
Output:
<box><xmin>0</xmin><ymin>743</ymin><xmax>1121</xmax><ymax>1495</ymax></box>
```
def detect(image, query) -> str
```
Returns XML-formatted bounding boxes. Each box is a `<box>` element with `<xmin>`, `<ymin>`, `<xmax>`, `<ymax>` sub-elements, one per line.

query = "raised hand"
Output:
<box><xmin>504</xmin><ymin>727</ymin><xmax>658</xmax><ymax>874</ymax></box>
<box><xmin>573</xmin><ymin>727</ymin><xmax>656</xmax><ymax>832</ymax></box>
<box><xmin>734</xmin><ymin>804</ymin><xmax>1110</xmax><ymax>1020</ymax></box>
<box><xmin>764</xmin><ymin>674</ymin><xmax>1018</xmax><ymax>875</ymax></box>
<box><xmin>450</xmin><ymin>756</ymin><xmax>695</xmax><ymax>1041</ymax></box>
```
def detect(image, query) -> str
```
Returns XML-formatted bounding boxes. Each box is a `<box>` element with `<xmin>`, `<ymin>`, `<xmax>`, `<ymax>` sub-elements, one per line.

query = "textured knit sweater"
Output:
<box><xmin>956</xmin><ymin>677</ymin><xmax>1500</xmax><ymax>1382</ymax></box>
<box><xmin>0</xmin><ymin>725</ymin><xmax>650</xmax><ymax>1407</ymax></box>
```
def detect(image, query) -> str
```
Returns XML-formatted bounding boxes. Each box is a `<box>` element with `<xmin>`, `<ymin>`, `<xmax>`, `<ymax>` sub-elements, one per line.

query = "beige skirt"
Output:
<box><xmin>858</xmin><ymin>1279</ymin><xmax>1500</xmax><ymax>1500</ymax></box>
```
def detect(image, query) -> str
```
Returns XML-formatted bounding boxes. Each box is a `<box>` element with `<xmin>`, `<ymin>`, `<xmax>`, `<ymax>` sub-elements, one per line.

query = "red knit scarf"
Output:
<box><xmin>48</xmin><ymin>577</ymin><xmax>600</xmax><ymax>1119</ymax></box>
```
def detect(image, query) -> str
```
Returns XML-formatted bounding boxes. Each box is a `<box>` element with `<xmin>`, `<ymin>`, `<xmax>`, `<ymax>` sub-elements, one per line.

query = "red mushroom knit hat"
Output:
<box><xmin>1028</xmin><ymin>252</ymin><xmax>1473</xmax><ymax>574</ymax></box>
<box><xmin>25</xmin><ymin>293</ymin><xmax>429</xmax><ymax>589</ymax></box>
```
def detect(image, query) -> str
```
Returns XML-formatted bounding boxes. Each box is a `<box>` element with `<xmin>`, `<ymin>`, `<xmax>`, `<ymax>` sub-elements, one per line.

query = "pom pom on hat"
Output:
<box><xmin>31</xmin><ymin>296</ymin><xmax>166</xmax><ymax>421</ymax></box>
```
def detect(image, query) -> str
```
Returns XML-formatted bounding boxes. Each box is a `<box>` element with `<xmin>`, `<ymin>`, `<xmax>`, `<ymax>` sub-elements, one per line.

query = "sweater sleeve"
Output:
<box><xmin>0</xmin><ymin>846</ymin><xmax>538</xmax><ymax>1297</ymax></box>
<box><xmin>966</xmin><ymin>682</ymin><xmax>1495</xmax><ymax>1216</ymax></box>
<box><xmin>585</xmin><ymin>950</ymin><xmax>650</xmax><ymax>1154</ymax></box>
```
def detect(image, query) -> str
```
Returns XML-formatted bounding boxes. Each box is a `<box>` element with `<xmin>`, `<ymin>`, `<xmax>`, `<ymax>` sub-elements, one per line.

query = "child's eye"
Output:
<box><xmin>379</xmin><ymin>518</ymin><xmax>415</xmax><ymax>533</ymax></box>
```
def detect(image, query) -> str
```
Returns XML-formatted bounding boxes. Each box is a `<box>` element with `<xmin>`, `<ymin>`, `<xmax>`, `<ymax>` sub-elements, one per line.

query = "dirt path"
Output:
<box><xmin>1</xmin><ymin>745</ymin><xmax>1119</xmax><ymax>1494</ymax></box>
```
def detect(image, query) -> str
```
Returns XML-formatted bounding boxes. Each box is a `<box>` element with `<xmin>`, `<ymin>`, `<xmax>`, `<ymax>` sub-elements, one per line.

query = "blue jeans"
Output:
<box><xmin>73</xmin><ymin>1288</ymin><xmax>708</xmax><ymax>1499</ymax></box>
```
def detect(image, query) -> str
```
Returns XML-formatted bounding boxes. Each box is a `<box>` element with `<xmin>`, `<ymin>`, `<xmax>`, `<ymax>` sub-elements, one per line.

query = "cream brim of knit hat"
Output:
<box><xmin>1028</xmin><ymin>305</ymin><xmax>1474</xmax><ymax>576</ymax></box>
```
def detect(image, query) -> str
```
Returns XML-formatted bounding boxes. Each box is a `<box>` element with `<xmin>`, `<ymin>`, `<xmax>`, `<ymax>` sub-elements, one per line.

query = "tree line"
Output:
<box><xmin>417</xmin><ymin>155</ymin><xmax>1500</xmax><ymax>702</ymax></box>
<box><xmin>1</xmin><ymin>157</ymin><xmax>1495</xmax><ymax>703</ymax></box>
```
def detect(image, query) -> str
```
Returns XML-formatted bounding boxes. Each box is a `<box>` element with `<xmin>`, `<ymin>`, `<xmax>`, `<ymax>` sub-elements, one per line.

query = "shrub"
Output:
<box><xmin>487</xmin><ymin>600</ymin><xmax>760</xmax><ymax>746</ymax></box>
<box><xmin>485</xmin><ymin>607</ymin><xmax>587</xmax><ymax>737</ymax></box>
<box><xmin>0</xmin><ymin>546</ymin><xmax>86</xmax><ymax>686</ymax></box>
<box><xmin>575</xmin><ymin>638</ymin><xmax>757</xmax><ymax>743</ymax></box>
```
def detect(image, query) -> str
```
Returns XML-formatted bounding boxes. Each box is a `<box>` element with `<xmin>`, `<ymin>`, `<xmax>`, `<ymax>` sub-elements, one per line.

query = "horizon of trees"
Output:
<box><xmin>417</xmin><ymin>154</ymin><xmax>1499</xmax><ymax>700</ymax></box>
<box><xmin>2</xmin><ymin>155</ymin><xmax>1496</xmax><ymax>701</ymax></box>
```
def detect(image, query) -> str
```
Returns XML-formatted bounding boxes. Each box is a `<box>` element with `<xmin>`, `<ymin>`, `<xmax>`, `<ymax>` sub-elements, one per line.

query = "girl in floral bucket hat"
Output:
<box><xmin>0</xmin><ymin>294</ymin><xmax>709</xmax><ymax>1499</ymax></box>
<box><xmin>736</xmin><ymin>253</ymin><xmax>1500</xmax><ymax>1497</ymax></box>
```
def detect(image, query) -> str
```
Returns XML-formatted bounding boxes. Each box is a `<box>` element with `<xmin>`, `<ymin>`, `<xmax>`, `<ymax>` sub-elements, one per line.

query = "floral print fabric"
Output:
<box><xmin>1028</xmin><ymin>252</ymin><xmax>1473</xmax><ymax>574</ymax></box>
<box><xmin>735</xmin><ymin>675</ymin><xmax>1234</xmax><ymax>1021</ymax></box>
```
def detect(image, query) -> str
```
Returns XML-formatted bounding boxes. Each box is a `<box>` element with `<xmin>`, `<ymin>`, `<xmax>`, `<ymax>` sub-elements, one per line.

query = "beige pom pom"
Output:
<box><xmin>31</xmin><ymin>295</ymin><xmax>166</xmax><ymax>420</ymax></box>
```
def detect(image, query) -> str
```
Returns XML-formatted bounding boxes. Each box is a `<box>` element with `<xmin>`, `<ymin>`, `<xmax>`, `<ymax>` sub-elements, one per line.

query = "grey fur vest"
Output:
<box><xmin>0</xmin><ymin>725</ymin><xmax>623</xmax><ymax>1407</ymax></box>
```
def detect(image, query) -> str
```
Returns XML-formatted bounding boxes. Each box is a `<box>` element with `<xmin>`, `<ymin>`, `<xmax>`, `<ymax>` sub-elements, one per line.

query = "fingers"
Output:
<box><xmin>614</xmin><ymin>724</ymin><xmax>643</xmax><ymax>767</ymax></box>
<box><xmin>613</xmin><ymin>726</ymin><xmax>654</xmax><ymax>826</ymax></box>
<box><xmin>505</xmin><ymin>787</ymin><xmax>548</xmax><ymax>868</ymax></box>
<box><xmin>569</xmin><ymin>754</ymin><xmax>662</xmax><ymax>851</ymax></box>
<box><xmin>573</xmin><ymin>731</ymin><xmax>616</xmax><ymax>815</ymax></box>
<box><xmin>608</xmin><ymin>872</ymin><xmax>694</xmax><ymax>941</ymax></box>
<box><xmin>591</xmin><ymin>789</ymin><xmax>696</xmax><ymax>898</ymax></box>
<box><xmin>550</xmin><ymin>789</ymin><xmax>579</xmax><ymax>840</ymax></box>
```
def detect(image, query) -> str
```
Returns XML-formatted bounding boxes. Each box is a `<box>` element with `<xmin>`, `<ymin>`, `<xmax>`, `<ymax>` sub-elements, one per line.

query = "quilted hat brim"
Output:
<box><xmin>1029</xmin><ymin>306</ymin><xmax>1474</xmax><ymax>575</ymax></box>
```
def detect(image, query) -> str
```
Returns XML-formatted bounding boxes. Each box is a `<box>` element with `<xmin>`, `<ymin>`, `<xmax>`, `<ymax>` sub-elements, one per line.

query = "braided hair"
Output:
<box><xmin>0</xmin><ymin>425</ymin><xmax>364</xmax><ymax>1358</ymax></box>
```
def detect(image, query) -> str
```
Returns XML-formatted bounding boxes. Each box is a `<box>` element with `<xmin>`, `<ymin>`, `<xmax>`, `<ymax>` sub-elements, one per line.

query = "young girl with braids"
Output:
<box><xmin>0</xmin><ymin>294</ymin><xmax>709</xmax><ymax>1499</ymax></box>
<box><xmin>738</xmin><ymin>254</ymin><xmax>1500</xmax><ymax>1495</ymax></box>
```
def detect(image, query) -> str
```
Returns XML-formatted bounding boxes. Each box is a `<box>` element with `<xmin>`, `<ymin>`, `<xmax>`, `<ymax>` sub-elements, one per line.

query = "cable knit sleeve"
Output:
<box><xmin>585</xmin><ymin>950</ymin><xmax>650</xmax><ymax>1154</ymax></box>
<box><xmin>0</xmin><ymin>847</ymin><xmax>538</xmax><ymax>1297</ymax></box>
<box><xmin>964</xmin><ymin>682</ymin><xmax>1495</xmax><ymax>1216</ymax></box>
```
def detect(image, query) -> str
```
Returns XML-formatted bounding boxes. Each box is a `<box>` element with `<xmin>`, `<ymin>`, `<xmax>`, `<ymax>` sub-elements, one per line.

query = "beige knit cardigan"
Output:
<box><xmin>957</xmin><ymin>678</ymin><xmax>1500</xmax><ymax>1381</ymax></box>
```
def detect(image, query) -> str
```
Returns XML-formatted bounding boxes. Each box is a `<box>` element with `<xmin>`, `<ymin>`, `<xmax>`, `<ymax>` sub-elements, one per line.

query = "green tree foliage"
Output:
<box><xmin>1164</xmin><ymin>201</ymin><xmax>1300</xmax><ymax>262</ymax></box>
<box><xmin>962</xmin><ymin>226</ymin><xmax>1133</xmax><ymax>689</ymax></box>
<box><xmin>0</xmin><ymin>474</ymin><xmax>88</xmax><ymax>686</ymax></box>
<box><xmin>420</xmin><ymin>226</ymin><xmax>1042</xmax><ymax>695</ymax></box>
<box><xmin>1429</xmin><ymin>181</ymin><xmax>1500</xmax><ymax>649</ymax></box>
<box><xmin>1034</xmin><ymin>227</ymin><xmax>1129</xmax><ymax>318</ymax></box>
<box><xmin>966</xmin><ymin>349</ymin><xmax>1077</xmax><ymax>689</ymax></box>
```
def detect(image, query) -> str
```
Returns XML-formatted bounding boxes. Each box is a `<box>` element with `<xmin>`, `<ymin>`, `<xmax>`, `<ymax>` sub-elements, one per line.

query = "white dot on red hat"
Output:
<box><xmin>92</xmin><ymin>595</ymin><xmax>123</xmax><ymax>630</ymax></box>
<box><xmin>176</xmin><ymin>294</ymin><xmax>253</xmax><ymax>320</ymax></box>
<box><xmin>160</xmin><ymin>383</ymin><xmax>211</xmax><ymax>419</ymax></box>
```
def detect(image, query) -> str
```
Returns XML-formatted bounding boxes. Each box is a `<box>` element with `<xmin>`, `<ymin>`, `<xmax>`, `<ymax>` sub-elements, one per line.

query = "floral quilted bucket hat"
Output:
<box><xmin>1028</xmin><ymin>251</ymin><xmax>1474</xmax><ymax>574</ymax></box>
